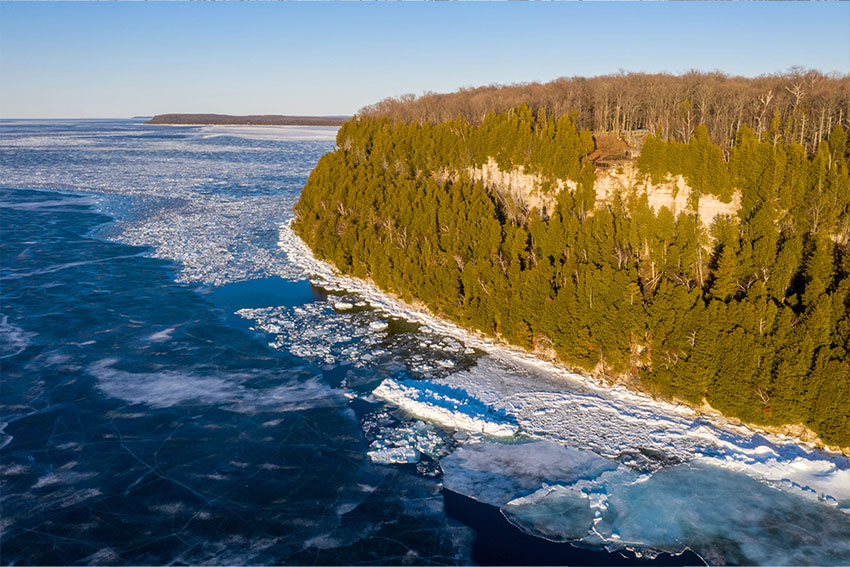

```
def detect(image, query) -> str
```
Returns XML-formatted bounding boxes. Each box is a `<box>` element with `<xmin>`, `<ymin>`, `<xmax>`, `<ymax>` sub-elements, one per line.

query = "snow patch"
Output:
<box><xmin>372</xmin><ymin>379</ymin><xmax>518</xmax><ymax>438</ymax></box>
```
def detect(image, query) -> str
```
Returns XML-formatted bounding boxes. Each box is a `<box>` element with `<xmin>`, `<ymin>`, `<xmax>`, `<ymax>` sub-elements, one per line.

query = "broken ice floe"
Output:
<box><xmin>372</xmin><ymin>379</ymin><xmax>518</xmax><ymax>438</ymax></box>
<box><xmin>441</xmin><ymin>441</ymin><xmax>621</xmax><ymax>509</ymax></box>
<box><xmin>279</xmin><ymin>225</ymin><xmax>850</xmax><ymax>511</ymax></box>
<box><xmin>1</xmin><ymin>123</ymin><xmax>335</xmax><ymax>287</ymax></box>
<box><xmin>502</xmin><ymin>484</ymin><xmax>598</xmax><ymax>543</ymax></box>
<box><xmin>587</xmin><ymin>462</ymin><xmax>850</xmax><ymax>565</ymax></box>
<box><xmin>361</xmin><ymin>409</ymin><xmax>454</xmax><ymax>467</ymax></box>
<box><xmin>360</xmin><ymin>350</ymin><xmax>850</xmax><ymax>514</ymax></box>
<box><xmin>236</xmin><ymin>298</ymin><xmax>474</xmax><ymax>380</ymax></box>
<box><xmin>237</xmin><ymin>302</ymin><xmax>387</xmax><ymax>367</ymax></box>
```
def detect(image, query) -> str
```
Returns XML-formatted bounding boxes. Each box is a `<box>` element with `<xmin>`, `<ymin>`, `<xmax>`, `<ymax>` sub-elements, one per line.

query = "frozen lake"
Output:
<box><xmin>1</xmin><ymin>120</ymin><xmax>848</xmax><ymax>565</ymax></box>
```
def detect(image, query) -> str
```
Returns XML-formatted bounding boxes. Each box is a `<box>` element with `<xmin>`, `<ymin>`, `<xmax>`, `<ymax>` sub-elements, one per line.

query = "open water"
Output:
<box><xmin>1</xmin><ymin>120</ymin><xmax>848</xmax><ymax>566</ymax></box>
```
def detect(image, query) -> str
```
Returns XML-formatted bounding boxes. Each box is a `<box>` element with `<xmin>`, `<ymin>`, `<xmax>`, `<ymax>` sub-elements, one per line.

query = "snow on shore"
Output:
<box><xmin>278</xmin><ymin>221</ymin><xmax>850</xmax><ymax>514</ymax></box>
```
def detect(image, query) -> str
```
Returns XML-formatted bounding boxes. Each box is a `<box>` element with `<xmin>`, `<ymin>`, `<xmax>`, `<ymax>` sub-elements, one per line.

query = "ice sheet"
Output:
<box><xmin>6</xmin><ymin>119</ymin><xmax>848</xmax><ymax>564</ymax></box>
<box><xmin>440</xmin><ymin>441</ymin><xmax>617</xmax><ymax>507</ymax></box>
<box><xmin>1</xmin><ymin>124</ymin><xmax>481</xmax><ymax>566</ymax></box>
<box><xmin>503</xmin><ymin>484</ymin><xmax>597</xmax><ymax>543</ymax></box>
<box><xmin>593</xmin><ymin>463</ymin><xmax>850</xmax><ymax>565</ymax></box>
<box><xmin>198</xmin><ymin>125</ymin><xmax>339</xmax><ymax>142</ymax></box>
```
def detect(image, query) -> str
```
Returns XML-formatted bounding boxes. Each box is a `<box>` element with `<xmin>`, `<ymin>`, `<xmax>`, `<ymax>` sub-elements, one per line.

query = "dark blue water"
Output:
<box><xmin>208</xmin><ymin>277</ymin><xmax>324</xmax><ymax>333</ymax></box>
<box><xmin>0</xmin><ymin>187</ymin><xmax>472</xmax><ymax>565</ymax></box>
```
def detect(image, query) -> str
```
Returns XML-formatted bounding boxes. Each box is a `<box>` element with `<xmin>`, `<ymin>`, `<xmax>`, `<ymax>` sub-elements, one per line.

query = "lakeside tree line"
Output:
<box><xmin>293</xmin><ymin>100</ymin><xmax>850</xmax><ymax>447</ymax></box>
<box><xmin>360</xmin><ymin>70</ymin><xmax>850</xmax><ymax>154</ymax></box>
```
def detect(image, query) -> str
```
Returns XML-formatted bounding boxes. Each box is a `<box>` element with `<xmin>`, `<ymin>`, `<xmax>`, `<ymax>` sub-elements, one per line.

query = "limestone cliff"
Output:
<box><xmin>466</xmin><ymin>157</ymin><xmax>739</xmax><ymax>229</ymax></box>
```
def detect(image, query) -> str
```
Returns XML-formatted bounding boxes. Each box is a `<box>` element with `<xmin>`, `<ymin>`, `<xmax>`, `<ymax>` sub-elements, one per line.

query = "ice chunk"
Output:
<box><xmin>440</xmin><ymin>441</ymin><xmax>617</xmax><ymax>507</ymax></box>
<box><xmin>372</xmin><ymin>379</ymin><xmax>518</xmax><ymax>437</ymax></box>
<box><xmin>367</xmin><ymin>446</ymin><xmax>419</xmax><ymax>465</ymax></box>
<box><xmin>503</xmin><ymin>484</ymin><xmax>597</xmax><ymax>542</ymax></box>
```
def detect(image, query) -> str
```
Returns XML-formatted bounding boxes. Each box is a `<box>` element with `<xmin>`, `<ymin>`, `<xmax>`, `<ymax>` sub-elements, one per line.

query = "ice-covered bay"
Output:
<box><xmin>1</xmin><ymin>121</ymin><xmax>334</xmax><ymax>286</ymax></box>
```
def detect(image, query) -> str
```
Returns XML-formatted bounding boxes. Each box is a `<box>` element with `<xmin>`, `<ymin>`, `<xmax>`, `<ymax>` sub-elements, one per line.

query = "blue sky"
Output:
<box><xmin>1</xmin><ymin>2</ymin><xmax>848</xmax><ymax>118</ymax></box>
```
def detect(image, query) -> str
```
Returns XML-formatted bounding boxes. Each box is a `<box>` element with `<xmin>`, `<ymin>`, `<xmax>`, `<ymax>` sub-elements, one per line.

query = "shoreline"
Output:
<box><xmin>145</xmin><ymin>114</ymin><xmax>348</xmax><ymax>127</ymax></box>
<box><xmin>144</xmin><ymin>123</ymin><xmax>342</xmax><ymax>128</ymax></box>
<box><xmin>280</xmin><ymin>220</ymin><xmax>849</xmax><ymax>457</ymax></box>
<box><xmin>278</xmin><ymin>220</ymin><xmax>850</xmax><ymax>513</ymax></box>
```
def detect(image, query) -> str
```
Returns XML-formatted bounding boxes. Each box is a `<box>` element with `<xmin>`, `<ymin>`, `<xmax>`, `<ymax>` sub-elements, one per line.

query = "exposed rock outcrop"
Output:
<box><xmin>467</xmin><ymin>158</ymin><xmax>740</xmax><ymax>228</ymax></box>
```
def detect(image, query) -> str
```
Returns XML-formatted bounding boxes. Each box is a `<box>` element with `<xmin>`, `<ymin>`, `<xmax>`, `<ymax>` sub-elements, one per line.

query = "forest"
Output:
<box><xmin>360</xmin><ymin>70</ymin><xmax>849</xmax><ymax>154</ymax></box>
<box><xmin>293</xmin><ymin>73</ymin><xmax>850</xmax><ymax>448</ymax></box>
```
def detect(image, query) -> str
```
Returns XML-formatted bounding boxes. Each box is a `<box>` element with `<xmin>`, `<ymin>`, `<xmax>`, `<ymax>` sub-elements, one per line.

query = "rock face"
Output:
<box><xmin>467</xmin><ymin>158</ymin><xmax>575</xmax><ymax>218</ymax></box>
<box><xmin>594</xmin><ymin>164</ymin><xmax>740</xmax><ymax>227</ymax></box>
<box><xmin>467</xmin><ymin>158</ymin><xmax>739</xmax><ymax>228</ymax></box>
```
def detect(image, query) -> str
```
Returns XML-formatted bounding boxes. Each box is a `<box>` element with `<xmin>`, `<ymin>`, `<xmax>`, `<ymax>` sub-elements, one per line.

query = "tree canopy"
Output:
<box><xmin>294</xmin><ymin>95</ymin><xmax>850</xmax><ymax>448</ymax></box>
<box><xmin>359</xmin><ymin>70</ymin><xmax>850</xmax><ymax>154</ymax></box>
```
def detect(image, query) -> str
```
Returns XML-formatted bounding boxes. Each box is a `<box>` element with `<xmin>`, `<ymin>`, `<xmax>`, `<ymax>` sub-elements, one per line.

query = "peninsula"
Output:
<box><xmin>145</xmin><ymin>113</ymin><xmax>349</xmax><ymax>126</ymax></box>
<box><xmin>293</xmin><ymin>71</ymin><xmax>850</xmax><ymax>450</ymax></box>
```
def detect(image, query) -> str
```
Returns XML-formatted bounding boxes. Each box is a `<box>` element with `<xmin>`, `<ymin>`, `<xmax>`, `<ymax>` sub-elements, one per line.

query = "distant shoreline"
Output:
<box><xmin>145</xmin><ymin>113</ymin><xmax>350</xmax><ymax>126</ymax></box>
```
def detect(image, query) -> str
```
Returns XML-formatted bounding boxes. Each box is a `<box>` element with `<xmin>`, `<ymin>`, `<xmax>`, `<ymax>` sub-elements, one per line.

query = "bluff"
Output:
<box><xmin>293</xmin><ymin>74</ymin><xmax>850</xmax><ymax>449</ymax></box>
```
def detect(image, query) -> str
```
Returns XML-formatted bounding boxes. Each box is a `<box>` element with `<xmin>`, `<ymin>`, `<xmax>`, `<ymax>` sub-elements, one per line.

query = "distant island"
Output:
<box><xmin>145</xmin><ymin>114</ymin><xmax>350</xmax><ymax>126</ymax></box>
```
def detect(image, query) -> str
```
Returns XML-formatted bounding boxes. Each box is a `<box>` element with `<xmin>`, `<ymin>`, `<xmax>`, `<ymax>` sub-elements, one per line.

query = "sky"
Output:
<box><xmin>1</xmin><ymin>2</ymin><xmax>848</xmax><ymax>119</ymax></box>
